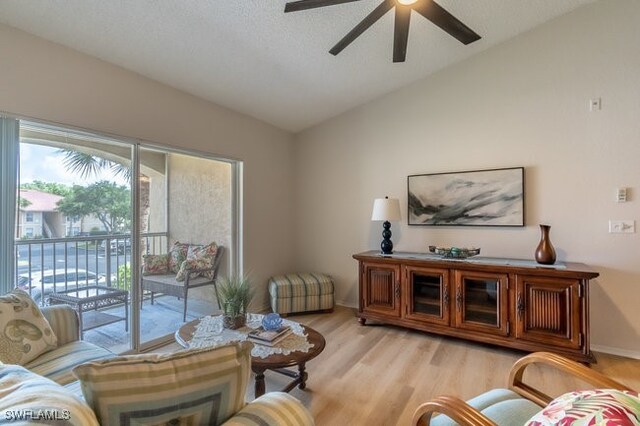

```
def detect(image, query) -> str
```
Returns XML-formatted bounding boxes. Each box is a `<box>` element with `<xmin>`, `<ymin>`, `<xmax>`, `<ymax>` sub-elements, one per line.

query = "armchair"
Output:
<box><xmin>141</xmin><ymin>246</ymin><xmax>224</xmax><ymax>321</ymax></box>
<box><xmin>412</xmin><ymin>352</ymin><xmax>636</xmax><ymax>426</ymax></box>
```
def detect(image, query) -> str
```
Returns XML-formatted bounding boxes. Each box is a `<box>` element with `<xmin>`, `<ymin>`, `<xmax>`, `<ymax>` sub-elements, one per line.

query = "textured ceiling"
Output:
<box><xmin>0</xmin><ymin>0</ymin><xmax>595</xmax><ymax>132</ymax></box>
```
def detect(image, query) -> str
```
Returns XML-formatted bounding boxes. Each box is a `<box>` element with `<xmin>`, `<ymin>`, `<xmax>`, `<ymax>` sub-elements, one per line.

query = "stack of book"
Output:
<box><xmin>247</xmin><ymin>326</ymin><xmax>292</xmax><ymax>347</ymax></box>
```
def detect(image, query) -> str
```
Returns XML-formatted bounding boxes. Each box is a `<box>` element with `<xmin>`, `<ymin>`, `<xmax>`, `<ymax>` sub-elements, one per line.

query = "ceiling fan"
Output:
<box><xmin>284</xmin><ymin>0</ymin><xmax>481</xmax><ymax>63</ymax></box>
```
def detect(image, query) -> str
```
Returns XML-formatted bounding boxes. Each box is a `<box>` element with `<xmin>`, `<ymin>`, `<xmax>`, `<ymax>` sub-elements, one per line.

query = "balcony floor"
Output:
<box><xmin>82</xmin><ymin>296</ymin><xmax>220</xmax><ymax>353</ymax></box>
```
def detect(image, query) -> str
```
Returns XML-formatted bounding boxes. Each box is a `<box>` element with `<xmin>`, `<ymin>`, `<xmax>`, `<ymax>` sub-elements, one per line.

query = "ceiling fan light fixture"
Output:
<box><xmin>285</xmin><ymin>0</ymin><xmax>481</xmax><ymax>62</ymax></box>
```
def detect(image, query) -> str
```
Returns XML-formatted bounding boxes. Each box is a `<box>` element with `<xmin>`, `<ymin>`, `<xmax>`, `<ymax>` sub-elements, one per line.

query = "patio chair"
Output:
<box><xmin>412</xmin><ymin>351</ymin><xmax>636</xmax><ymax>426</ymax></box>
<box><xmin>141</xmin><ymin>246</ymin><xmax>224</xmax><ymax>322</ymax></box>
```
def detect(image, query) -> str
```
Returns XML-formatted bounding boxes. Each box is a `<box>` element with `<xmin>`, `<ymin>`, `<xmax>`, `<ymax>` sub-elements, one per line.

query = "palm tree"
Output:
<box><xmin>59</xmin><ymin>149</ymin><xmax>151</xmax><ymax>250</ymax></box>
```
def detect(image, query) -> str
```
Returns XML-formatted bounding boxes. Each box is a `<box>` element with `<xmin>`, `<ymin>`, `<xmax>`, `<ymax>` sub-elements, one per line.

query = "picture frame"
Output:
<box><xmin>407</xmin><ymin>167</ymin><xmax>525</xmax><ymax>226</ymax></box>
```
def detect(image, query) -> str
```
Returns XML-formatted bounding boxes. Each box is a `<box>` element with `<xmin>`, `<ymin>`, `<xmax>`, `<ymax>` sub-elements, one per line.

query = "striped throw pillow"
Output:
<box><xmin>0</xmin><ymin>364</ymin><xmax>99</xmax><ymax>426</ymax></box>
<box><xmin>72</xmin><ymin>342</ymin><xmax>252</xmax><ymax>426</ymax></box>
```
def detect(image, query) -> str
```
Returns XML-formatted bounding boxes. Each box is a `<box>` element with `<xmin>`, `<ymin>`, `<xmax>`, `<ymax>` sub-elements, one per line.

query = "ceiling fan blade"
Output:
<box><xmin>285</xmin><ymin>0</ymin><xmax>361</xmax><ymax>13</ymax></box>
<box><xmin>330</xmin><ymin>0</ymin><xmax>395</xmax><ymax>56</ymax></box>
<box><xmin>413</xmin><ymin>0</ymin><xmax>481</xmax><ymax>45</ymax></box>
<box><xmin>393</xmin><ymin>6</ymin><xmax>411</xmax><ymax>63</ymax></box>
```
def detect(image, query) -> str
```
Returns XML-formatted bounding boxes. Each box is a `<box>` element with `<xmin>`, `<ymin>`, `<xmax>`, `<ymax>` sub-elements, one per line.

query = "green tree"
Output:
<box><xmin>17</xmin><ymin>197</ymin><xmax>31</xmax><ymax>208</ymax></box>
<box><xmin>56</xmin><ymin>181</ymin><xmax>131</xmax><ymax>233</ymax></box>
<box><xmin>60</xmin><ymin>150</ymin><xmax>131</xmax><ymax>182</ymax></box>
<box><xmin>59</xmin><ymin>149</ymin><xmax>150</xmax><ymax>240</ymax></box>
<box><xmin>20</xmin><ymin>180</ymin><xmax>72</xmax><ymax>197</ymax></box>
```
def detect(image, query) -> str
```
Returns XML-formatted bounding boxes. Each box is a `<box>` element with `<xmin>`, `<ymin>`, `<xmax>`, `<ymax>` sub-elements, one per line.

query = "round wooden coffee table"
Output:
<box><xmin>176</xmin><ymin>317</ymin><xmax>326</xmax><ymax>398</ymax></box>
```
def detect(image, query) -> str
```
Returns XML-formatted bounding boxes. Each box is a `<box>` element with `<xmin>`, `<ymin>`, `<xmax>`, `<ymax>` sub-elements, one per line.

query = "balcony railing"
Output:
<box><xmin>14</xmin><ymin>232</ymin><xmax>167</xmax><ymax>304</ymax></box>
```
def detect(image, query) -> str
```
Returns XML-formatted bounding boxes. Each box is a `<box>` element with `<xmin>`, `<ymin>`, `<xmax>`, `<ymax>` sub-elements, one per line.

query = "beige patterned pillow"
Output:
<box><xmin>0</xmin><ymin>289</ymin><xmax>57</xmax><ymax>365</ymax></box>
<box><xmin>168</xmin><ymin>241</ymin><xmax>190</xmax><ymax>273</ymax></box>
<box><xmin>142</xmin><ymin>254</ymin><xmax>170</xmax><ymax>275</ymax></box>
<box><xmin>175</xmin><ymin>242</ymin><xmax>218</xmax><ymax>282</ymax></box>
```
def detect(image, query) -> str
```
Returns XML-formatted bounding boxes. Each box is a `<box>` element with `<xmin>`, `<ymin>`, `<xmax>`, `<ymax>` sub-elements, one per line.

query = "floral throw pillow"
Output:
<box><xmin>141</xmin><ymin>254</ymin><xmax>170</xmax><ymax>276</ymax></box>
<box><xmin>0</xmin><ymin>289</ymin><xmax>57</xmax><ymax>365</ymax></box>
<box><xmin>175</xmin><ymin>242</ymin><xmax>218</xmax><ymax>282</ymax></box>
<box><xmin>168</xmin><ymin>241</ymin><xmax>189</xmax><ymax>273</ymax></box>
<box><xmin>526</xmin><ymin>389</ymin><xmax>640</xmax><ymax>426</ymax></box>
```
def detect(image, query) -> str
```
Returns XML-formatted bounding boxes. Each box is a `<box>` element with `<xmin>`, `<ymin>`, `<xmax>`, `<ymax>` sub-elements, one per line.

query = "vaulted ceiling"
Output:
<box><xmin>0</xmin><ymin>0</ymin><xmax>595</xmax><ymax>132</ymax></box>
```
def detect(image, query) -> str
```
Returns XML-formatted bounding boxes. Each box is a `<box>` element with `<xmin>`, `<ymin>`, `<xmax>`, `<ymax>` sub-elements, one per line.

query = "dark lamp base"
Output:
<box><xmin>380</xmin><ymin>221</ymin><xmax>394</xmax><ymax>255</ymax></box>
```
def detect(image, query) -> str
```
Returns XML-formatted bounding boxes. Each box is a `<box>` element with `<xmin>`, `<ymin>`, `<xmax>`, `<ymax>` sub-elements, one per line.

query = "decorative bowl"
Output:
<box><xmin>428</xmin><ymin>245</ymin><xmax>481</xmax><ymax>259</ymax></box>
<box><xmin>262</xmin><ymin>313</ymin><xmax>283</xmax><ymax>330</ymax></box>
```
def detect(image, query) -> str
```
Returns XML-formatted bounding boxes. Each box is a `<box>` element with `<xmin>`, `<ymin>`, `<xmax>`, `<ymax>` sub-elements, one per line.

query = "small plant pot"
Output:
<box><xmin>223</xmin><ymin>314</ymin><xmax>246</xmax><ymax>330</ymax></box>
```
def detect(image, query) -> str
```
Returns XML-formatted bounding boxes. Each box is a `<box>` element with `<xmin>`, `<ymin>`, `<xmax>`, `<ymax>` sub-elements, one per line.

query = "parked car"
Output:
<box><xmin>100</xmin><ymin>239</ymin><xmax>131</xmax><ymax>255</ymax></box>
<box><xmin>17</xmin><ymin>269</ymin><xmax>109</xmax><ymax>302</ymax></box>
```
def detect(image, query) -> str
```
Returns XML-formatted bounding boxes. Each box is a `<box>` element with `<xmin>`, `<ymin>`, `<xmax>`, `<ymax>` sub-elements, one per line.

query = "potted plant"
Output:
<box><xmin>217</xmin><ymin>275</ymin><xmax>253</xmax><ymax>329</ymax></box>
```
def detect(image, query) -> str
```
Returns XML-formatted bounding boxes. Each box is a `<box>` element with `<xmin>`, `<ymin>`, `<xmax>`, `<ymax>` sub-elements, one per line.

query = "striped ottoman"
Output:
<box><xmin>268</xmin><ymin>273</ymin><xmax>335</xmax><ymax>315</ymax></box>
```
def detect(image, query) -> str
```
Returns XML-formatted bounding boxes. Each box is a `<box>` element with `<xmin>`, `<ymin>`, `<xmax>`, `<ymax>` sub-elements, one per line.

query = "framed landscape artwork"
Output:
<box><xmin>408</xmin><ymin>167</ymin><xmax>525</xmax><ymax>226</ymax></box>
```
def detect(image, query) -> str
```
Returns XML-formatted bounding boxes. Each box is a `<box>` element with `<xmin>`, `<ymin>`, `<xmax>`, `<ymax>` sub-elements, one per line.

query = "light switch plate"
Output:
<box><xmin>609</xmin><ymin>220</ymin><xmax>635</xmax><ymax>233</ymax></box>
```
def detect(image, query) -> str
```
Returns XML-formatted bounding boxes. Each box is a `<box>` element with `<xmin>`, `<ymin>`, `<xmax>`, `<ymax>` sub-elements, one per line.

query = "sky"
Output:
<box><xmin>20</xmin><ymin>144</ymin><xmax>129</xmax><ymax>187</ymax></box>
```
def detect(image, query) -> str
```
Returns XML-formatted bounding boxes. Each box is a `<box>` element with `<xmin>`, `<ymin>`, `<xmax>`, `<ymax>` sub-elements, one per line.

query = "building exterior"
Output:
<box><xmin>17</xmin><ymin>189</ymin><xmax>65</xmax><ymax>238</ymax></box>
<box><xmin>17</xmin><ymin>189</ymin><xmax>107</xmax><ymax>238</ymax></box>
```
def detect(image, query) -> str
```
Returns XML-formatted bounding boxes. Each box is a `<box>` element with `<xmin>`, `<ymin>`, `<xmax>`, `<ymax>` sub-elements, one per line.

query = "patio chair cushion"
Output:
<box><xmin>0</xmin><ymin>364</ymin><xmax>99</xmax><ymax>426</ymax></box>
<box><xmin>526</xmin><ymin>389</ymin><xmax>640</xmax><ymax>425</ymax></box>
<box><xmin>142</xmin><ymin>254</ymin><xmax>170</xmax><ymax>275</ymax></box>
<box><xmin>24</xmin><ymin>340</ymin><xmax>114</xmax><ymax>386</ymax></box>
<box><xmin>176</xmin><ymin>242</ymin><xmax>219</xmax><ymax>282</ymax></box>
<box><xmin>169</xmin><ymin>241</ymin><xmax>190</xmax><ymax>273</ymax></box>
<box><xmin>72</xmin><ymin>341</ymin><xmax>252</xmax><ymax>426</ymax></box>
<box><xmin>0</xmin><ymin>289</ymin><xmax>57</xmax><ymax>365</ymax></box>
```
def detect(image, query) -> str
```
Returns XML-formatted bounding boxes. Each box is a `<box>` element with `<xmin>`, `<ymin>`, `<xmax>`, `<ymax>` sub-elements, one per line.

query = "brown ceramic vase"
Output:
<box><xmin>535</xmin><ymin>224</ymin><xmax>556</xmax><ymax>265</ymax></box>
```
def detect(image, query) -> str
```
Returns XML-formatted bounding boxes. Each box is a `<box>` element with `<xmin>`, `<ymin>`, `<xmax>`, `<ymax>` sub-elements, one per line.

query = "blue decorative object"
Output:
<box><xmin>262</xmin><ymin>313</ymin><xmax>283</xmax><ymax>330</ymax></box>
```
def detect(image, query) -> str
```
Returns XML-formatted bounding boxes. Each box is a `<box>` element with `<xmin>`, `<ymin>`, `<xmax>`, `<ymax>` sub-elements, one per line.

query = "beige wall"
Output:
<box><xmin>0</xmin><ymin>23</ymin><xmax>296</xmax><ymax>309</ymax></box>
<box><xmin>168</xmin><ymin>154</ymin><xmax>232</xmax><ymax>249</ymax></box>
<box><xmin>294</xmin><ymin>0</ymin><xmax>640</xmax><ymax>356</ymax></box>
<box><xmin>167</xmin><ymin>153</ymin><xmax>232</xmax><ymax>304</ymax></box>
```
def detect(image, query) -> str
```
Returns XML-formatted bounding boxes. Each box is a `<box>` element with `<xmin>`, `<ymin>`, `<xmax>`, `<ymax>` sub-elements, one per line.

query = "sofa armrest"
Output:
<box><xmin>222</xmin><ymin>392</ymin><xmax>314</xmax><ymax>426</ymax></box>
<box><xmin>42</xmin><ymin>305</ymin><xmax>80</xmax><ymax>346</ymax></box>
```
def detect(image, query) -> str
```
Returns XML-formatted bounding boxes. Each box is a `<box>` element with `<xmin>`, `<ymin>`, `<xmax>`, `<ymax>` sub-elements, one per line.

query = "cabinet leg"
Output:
<box><xmin>358</xmin><ymin>317</ymin><xmax>367</xmax><ymax>326</ymax></box>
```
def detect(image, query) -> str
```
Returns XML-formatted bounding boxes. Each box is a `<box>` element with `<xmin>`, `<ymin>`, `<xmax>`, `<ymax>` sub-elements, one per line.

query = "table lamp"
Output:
<box><xmin>371</xmin><ymin>196</ymin><xmax>401</xmax><ymax>255</ymax></box>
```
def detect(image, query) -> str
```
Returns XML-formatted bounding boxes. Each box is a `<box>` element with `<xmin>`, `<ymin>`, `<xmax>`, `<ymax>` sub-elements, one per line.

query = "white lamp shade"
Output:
<box><xmin>371</xmin><ymin>197</ymin><xmax>401</xmax><ymax>221</ymax></box>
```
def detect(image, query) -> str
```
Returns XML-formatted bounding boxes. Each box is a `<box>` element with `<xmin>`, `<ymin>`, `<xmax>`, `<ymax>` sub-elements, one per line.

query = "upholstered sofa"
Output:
<box><xmin>0</xmin><ymin>304</ymin><xmax>314</xmax><ymax>426</ymax></box>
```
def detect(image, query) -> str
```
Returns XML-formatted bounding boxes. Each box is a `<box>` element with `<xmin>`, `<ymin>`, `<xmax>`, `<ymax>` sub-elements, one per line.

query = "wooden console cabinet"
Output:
<box><xmin>353</xmin><ymin>251</ymin><xmax>599</xmax><ymax>363</ymax></box>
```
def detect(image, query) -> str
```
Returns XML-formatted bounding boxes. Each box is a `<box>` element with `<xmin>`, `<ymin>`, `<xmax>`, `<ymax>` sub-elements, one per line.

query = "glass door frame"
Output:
<box><xmin>4</xmin><ymin>113</ymin><xmax>242</xmax><ymax>354</ymax></box>
<box><xmin>135</xmin><ymin>142</ymin><xmax>243</xmax><ymax>352</ymax></box>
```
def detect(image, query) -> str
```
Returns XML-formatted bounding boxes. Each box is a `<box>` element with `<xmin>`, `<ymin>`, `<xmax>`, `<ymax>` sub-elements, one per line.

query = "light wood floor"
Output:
<box><xmin>160</xmin><ymin>306</ymin><xmax>640</xmax><ymax>425</ymax></box>
<box><xmin>266</xmin><ymin>307</ymin><xmax>640</xmax><ymax>425</ymax></box>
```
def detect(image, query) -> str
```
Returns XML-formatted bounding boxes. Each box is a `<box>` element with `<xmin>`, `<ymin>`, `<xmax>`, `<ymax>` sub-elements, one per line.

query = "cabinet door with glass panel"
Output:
<box><xmin>454</xmin><ymin>270</ymin><xmax>509</xmax><ymax>336</ymax></box>
<box><xmin>404</xmin><ymin>266</ymin><xmax>450</xmax><ymax>326</ymax></box>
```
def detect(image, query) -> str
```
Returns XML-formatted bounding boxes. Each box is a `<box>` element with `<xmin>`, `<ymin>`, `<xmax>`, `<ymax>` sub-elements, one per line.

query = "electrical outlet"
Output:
<box><xmin>609</xmin><ymin>220</ymin><xmax>635</xmax><ymax>233</ymax></box>
<box><xmin>589</xmin><ymin>98</ymin><xmax>602</xmax><ymax>111</ymax></box>
<box><xmin>616</xmin><ymin>187</ymin><xmax>628</xmax><ymax>202</ymax></box>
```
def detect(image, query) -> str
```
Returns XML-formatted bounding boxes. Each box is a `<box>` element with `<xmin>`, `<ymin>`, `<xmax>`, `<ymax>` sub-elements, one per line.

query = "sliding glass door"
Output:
<box><xmin>17</xmin><ymin>121</ymin><xmax>135</xmax><ymax>352</ymax></box>
<box><xmin>137</xmin><ymin>148</ymin><xmax>236</xmax><ymax>349</ymax></box>
<box><xmin>2</xmin><ymin>117</ymin><xmax>240</xmax><ymax>353</ymax></box>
